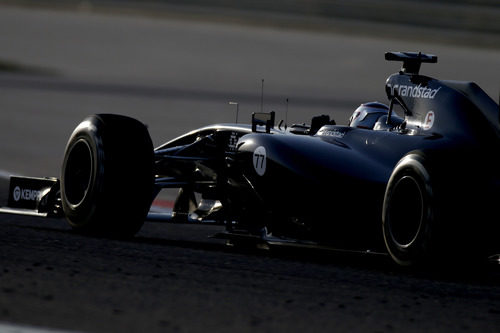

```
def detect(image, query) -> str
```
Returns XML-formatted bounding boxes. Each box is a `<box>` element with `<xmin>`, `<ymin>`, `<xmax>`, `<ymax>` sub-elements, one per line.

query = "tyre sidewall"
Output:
<box><xmin>383</xmin><ymin>154</ymin><xmax>436</xmax><ymax>266</ymax></box>
<box><xmin>61</xmin><ymin>116</ymin><xmax>105</xmax><ymax>230</ymax></box>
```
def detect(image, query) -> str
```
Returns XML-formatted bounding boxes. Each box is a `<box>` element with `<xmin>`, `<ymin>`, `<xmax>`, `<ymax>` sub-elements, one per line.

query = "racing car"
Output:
<box><xmin>1</xmin><ymin>51</ymin><xmax>499</xmax><ymax>266</ymax></box>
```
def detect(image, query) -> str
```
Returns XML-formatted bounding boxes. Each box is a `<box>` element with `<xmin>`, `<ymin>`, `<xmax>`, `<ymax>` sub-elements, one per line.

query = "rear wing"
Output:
<box><xmin>0</xmin><ymin>176</ymin><xmax>62</xmax><ymax>217</ymax></box>
<box><xmin>385</xmin><ymin>51</ymin><xmax>437</xmax><ymax>75</ymax></box>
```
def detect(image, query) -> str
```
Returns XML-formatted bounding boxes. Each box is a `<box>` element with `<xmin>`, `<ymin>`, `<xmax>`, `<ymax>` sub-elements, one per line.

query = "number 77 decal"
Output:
<box><xmin>253</xmin><ymin>146</ymin><xmax>267</xmax><ymax>176</ymax></box>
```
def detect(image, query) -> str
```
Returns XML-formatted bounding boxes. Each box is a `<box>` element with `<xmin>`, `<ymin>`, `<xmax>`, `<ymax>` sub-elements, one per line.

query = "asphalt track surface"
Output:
<box><xmin>0</xmin><ymin>5</ymin><xmax>499</xmax><ymax>333</ymax></box>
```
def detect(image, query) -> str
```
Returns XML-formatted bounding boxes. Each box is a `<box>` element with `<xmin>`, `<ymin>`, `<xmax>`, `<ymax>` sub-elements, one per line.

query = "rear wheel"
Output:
<box><xmin>61</xmin><ymin>114</ymin><xmax>154</xmax><ymax>237</ymax></box>
<box><xmin>382</xmin><ymin>154</ymin><xmax>438</xmax><ymax>266</ymax></box>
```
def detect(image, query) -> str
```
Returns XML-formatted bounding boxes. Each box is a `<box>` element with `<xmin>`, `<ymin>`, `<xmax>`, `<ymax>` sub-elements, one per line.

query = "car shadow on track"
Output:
<box><xmin>8</xmin><ymin>217</ymin><xmax>500</xmax><ymax>286</ymax></box>
<box><xmin>124</xmin><ymin>232</ymin><xmax>500</xmax><ymax>287</ymax></box>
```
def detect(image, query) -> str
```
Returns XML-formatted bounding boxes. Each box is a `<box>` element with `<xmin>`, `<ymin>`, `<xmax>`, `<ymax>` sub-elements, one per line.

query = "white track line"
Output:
<box><xmin>0</xmin><ymin>169</ymin><xmax>16</xmax><ymax>179</ymax></box>
<box><xmin>0</xmin><ymin>322</ymin><xmax>80</xmax><ymax>333</ymax></box>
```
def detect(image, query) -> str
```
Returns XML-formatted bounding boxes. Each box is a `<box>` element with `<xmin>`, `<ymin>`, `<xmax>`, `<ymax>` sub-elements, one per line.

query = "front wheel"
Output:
<box><xmin>382</xmin><ymin>153</ymin><xmax>439</xmax><ymax>266</ymax></box>
<box><xmin>61</xmin><ymin>114</ymin><xmax>154</xmax><ymax>237</ymax></box>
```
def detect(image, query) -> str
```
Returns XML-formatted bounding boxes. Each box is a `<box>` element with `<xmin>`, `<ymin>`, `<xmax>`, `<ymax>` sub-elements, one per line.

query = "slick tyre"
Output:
<box><xmin>382</xmin><ymin>153</ymin><xmax>439</xmax><ymax>266</ymax></box>
<box><xmin>61</xmin><ymin>114</ymin><xmax>154</xmax><ymax>237</ymax></box>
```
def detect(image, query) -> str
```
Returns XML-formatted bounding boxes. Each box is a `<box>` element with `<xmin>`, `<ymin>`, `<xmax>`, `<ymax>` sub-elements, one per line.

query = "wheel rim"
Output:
<box><xmin>387</xmin><ymin>175</ymin><xmax>424</xmax><ymax>248</ymax></box>
<box><xmin>64</xmin><ymin>139</ymin><xmax>93</xmax><ymax>206</ymax></box>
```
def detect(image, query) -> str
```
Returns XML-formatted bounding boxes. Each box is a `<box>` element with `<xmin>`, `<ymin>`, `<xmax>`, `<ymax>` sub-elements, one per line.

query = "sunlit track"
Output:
<box><xmin>0</xmin><ymin>74</ymin><xmax>358</xmax><ymax>109</ymax></box>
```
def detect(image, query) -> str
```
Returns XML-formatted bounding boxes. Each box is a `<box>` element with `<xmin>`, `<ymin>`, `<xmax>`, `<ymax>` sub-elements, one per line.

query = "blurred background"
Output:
<box><xmin>0</xmin><ymin>0</ymin><xmax>499</xmax><ymax>178</ymax></box>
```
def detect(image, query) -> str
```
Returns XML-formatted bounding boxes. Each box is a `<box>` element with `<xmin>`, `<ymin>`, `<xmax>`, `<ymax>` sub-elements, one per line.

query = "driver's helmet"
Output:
<box><xmin>349</xmin><ymin>102</ymin><xmax>389</xmax><ymax>129</ymax></box>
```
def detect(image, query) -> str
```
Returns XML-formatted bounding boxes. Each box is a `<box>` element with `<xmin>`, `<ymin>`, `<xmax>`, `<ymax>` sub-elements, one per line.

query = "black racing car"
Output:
<box><xmin>2</xmin><ymin>51</ymin><xmax>499</xmax><ymax>266</ymax></box>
